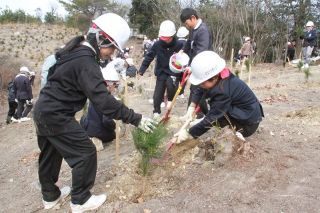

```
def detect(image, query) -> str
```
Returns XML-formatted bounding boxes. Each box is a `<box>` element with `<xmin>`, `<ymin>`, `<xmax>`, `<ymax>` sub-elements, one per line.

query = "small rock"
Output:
<box><xmin>144</xmin><ymin>209</ymin><xmax>152</xmax><ymax>213</ymax></box>
<box><xmin>105</xmin><ymin>184</ymin><xmax>110</xmax><ymax>188</ymax></box>
<box><xmin>9</xmin><ymin>178</ymin><xmax>13</xmax><ymax>183</ymax></box>
<box><xmin>270</xmin><ymin>131</ymin><xmax>275</xmax><ymax>136</ymax></box>
<box><xmin>137</xmin><ymin>197</ymin><xmax>144</xmax><ymax>203</ymax></box>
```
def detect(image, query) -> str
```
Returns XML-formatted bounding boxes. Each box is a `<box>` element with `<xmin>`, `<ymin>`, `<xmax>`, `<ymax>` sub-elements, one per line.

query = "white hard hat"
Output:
<box><xmin>169</xmin><ymin>52</ymin><xmax>190</xmax><ymax>73</ymax></box>
<box><xmin>30</xmin><ymin>71</ymin><xmax>35</xmax><ymax>76</ymax></box>
<box><xmin>158</xmin><ymin>20</ymin><xmax>176</xmax><ymax>37</ymax></box>
<box><xmin>101</xmin><ymin>63</ymin><xmax>120</xmax><ymax>82</ymax></box>
<box><xmin>177</xmin><ymin>26</ymin><xmax>189</xmax><ymax>38</ymax></box>
<box><xmin>245</xmin><ymin>37</ymin><xmax>251</xmax><ymax>42</ymax></box>
<box><xmin>92</xmin><ymin>13</ymin><xmax>130</xmax><ymax>51</ymax></box>
<box><xmin>190</xmin><ymin>51</ymin><xmax>226</xmax><ymax>85</ymax></box>
<box><xmin>306</xmin><ymin>21</ymin><xmax>314</xmax><ymax>27</ymax></box>
<box><xmin>20</xmin><ymin>66</ymin><xmax>29</xmax><ymax>73</ymax></box>
<box><xmin>125</xmin><ymin>58</ymin><xmax>134</xmax><ymax>66</ymax></box>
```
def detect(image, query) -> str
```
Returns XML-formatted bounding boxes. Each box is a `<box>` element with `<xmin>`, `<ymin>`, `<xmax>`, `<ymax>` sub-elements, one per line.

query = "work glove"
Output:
<box><xmin>138</xmin><ymin>116</ymin><xmax>158</xmax><ymax>133</ymax></box>
<box><xmin>26</xmin><ymin>99</ymin><xmax>33</xmax><ymax>105</ymax></box>
<box><xmin>179</xmin><ymin>105</ymin><xmax>195</xmax><ymax>121</ymax></box>
<box><xmin>174</xmin><ymin>128</ymin><xmax>193</xmax><ymax>144</ymax></box>
<box><xmin>235</xmin><ymin>131</ymin><xmax>246</xmax><ymax>142</ymax></box>
<box><xmin>14</xmin><ymin>99</ymin><xmax>18</xmax><ymax>103</ymax></box>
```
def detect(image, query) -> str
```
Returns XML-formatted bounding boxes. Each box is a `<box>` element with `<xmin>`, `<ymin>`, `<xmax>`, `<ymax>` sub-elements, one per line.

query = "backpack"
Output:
<box><xmin>47</xmin><ymin>50</ymin><xmax>94</xmax><ymax>81</ymax></box>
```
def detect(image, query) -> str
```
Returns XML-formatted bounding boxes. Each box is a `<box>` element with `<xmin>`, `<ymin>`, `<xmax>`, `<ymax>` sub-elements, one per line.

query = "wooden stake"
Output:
<box><xmin>230</xmin><ymin>48</ymin><xmax>234</xmax><ymax>67</ymax></box>
<box><xmin>248</xmin><ymin>62</ymin><xmax>252</xmax><ymax>86</ymax></box>
<box><xmin>115</xmin><ymin>120</ymin><xmax>120</xmax><ymax>165</ymax></box>
<box><xmin>240</xmin><ymin>59</ymin><xmax>244</xmax><ymax>79</ymax></box>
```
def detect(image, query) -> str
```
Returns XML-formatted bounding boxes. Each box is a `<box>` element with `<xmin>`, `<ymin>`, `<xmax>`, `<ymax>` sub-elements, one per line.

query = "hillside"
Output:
<box><xmin>0</xmin><ymin>23</ymin><xmax>320</xmax><ymax>212</ymax></box>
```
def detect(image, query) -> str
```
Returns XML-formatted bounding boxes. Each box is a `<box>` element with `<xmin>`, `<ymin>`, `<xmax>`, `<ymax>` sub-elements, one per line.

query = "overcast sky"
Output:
<box><xmin>0</xmin><ymin>0</ymin><xmax>132</xmax><ymax>18</ymax></box>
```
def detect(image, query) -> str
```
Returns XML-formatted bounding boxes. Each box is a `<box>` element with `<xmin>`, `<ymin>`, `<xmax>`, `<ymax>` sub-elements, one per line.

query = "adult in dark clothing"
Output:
<box><xmin>33</xmin><ymin>13</ymin><xmax>157</xmax><ymax>212</ymax></box>
<box><xmin>6</xmin><ymin>80</ymin><xmax>18</xmax><ymax>124</ymax></box>
<box><xmin>301</xmin><ymin>21</ymin><xmax>317</xmax><ymax>68</ymax></box>
<box><xmin>138</xmin><ymin>20</ymin><xmax>184</xmax><ymax>117</ymax></box>
<box><xmin>180</xmin><ymin>8</ymin><xmax>213</xmax><ymax>117</ymax></box>
<box><xmin>13</xmin><ymin>66</ymin><xmax>33</xmax><ymax>121</ymax></box>
<box><xmin>175</xmin><ymin>51</ymin><xmax>264</xmax><ymax>143</ymax></box>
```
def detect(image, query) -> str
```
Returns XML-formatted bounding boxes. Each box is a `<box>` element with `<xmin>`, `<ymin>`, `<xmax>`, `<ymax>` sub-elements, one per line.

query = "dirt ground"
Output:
<box><xmin>0</xmin><ymin>58</ymin><xmax>320</xmax><ymax>213</ymax></box>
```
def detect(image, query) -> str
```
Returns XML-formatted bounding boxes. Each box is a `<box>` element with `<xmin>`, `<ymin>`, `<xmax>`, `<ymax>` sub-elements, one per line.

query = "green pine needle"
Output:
<box><xmin>132</xmin><ymin>124</ymin><xmax>168</xmax><ymax>175</ymax></box>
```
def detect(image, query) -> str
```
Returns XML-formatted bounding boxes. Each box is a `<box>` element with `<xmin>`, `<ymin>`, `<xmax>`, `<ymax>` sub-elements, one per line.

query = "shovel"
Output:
<box><xmin>160</xmin><ymin>68</ymin><xmax>191</xmax><ymax>124</ymax></box>
<box><xmin>165</xmin><ymin>105</ymin><xmax>201</xmax><ymax>152</ymax></box>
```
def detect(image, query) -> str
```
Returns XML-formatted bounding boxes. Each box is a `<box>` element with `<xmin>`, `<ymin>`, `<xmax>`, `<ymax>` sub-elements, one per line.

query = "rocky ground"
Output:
<box><xmin>0</xmin><ymin>24</ymin><xmax>320</xmax><ymax>213</ymax></box>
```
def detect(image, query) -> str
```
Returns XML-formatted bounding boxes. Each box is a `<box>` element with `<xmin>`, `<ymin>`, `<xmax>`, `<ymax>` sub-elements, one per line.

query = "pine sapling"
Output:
<box><xmin>297</xmin><ymin>61</ymin><xmax>304</xmax><ymax>71</ymax></box>
<box><xmin>132</xmin><ymin>124</ymin><xmax>168</xmax><ymax>176</ymax></box>
<box><xmin>303</xmin><ymin>68</ymin><xmax>311</xmax><ymax>81</ymax></box>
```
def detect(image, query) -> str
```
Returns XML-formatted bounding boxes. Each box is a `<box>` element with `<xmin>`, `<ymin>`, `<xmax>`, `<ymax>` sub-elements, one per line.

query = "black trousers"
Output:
<box><xmin>217</xmin><ymin>116</ymin><xmax>259</xmax><ymax>137</ymax></box>
<box><xmin>153</xmin><ymin>76</ymin><xmax>179</xmax><ymax>114</ymax></box>
<box><xmin>16</xmin><ymin>99</ymin><xmax>33</xmax><ymax>118</ymax></box>
<box><xmin>7</xmin><ymin>101</ymin><xmax>18</xmax><ymax>117</ymax></box>
<box><xmin>38</xmin><ymin>127</ymin><xmax>97</xmax><ymax>204</ymax></box>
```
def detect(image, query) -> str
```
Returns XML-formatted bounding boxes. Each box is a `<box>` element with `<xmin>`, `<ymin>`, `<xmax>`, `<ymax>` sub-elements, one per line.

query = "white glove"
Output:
<box><xmin>14</xmin><ymin>99</ymin><xmax>18</xmax><ymax>103</ymax></box>
<box><xmin>235</xmin><ymin>131</ymin><xmax>246</xmax><ymax>142</ymax></box>
<box><xmin>26</xmin><ymin>99</ymin><xmax>33</xmax><ymax>105</ymax></box>
<box><xmin>138</xmin><ymin>116</ymin><xmax>158</xmax><ymax>133</ymax></box>
<box><xmin>174</xmin><ymin>128</ymin><xmax>193</xmax><ymax>144</ymax></box>
<box><xmin>179</xmin><ymin>105</ymin><xmax>195</xmax><ymax>121</ymax></box>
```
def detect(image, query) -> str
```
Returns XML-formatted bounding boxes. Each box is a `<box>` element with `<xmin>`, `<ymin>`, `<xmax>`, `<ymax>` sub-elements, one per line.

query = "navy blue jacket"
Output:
<box><xmin>139</xmin><ymin>37</ymin><xmax>184</xmax><ymax>80</ymax></box>
<box><xmin>183</xmin><ymin>21</ymin><xmax>213</xmax><ymax>62</ymax></box>
<box><xmin>80</xmin><ymin>103</ymin><xmax>116</xmax><ymax>143</ymax></box>
<box><xmin>303</xmin><ymin>29</ymin><xmax>317</xmax><ymax>47</ymax></box>
<box><xmin>189</xmin><ymin>73</ymin><xmax>264</xmax><ymax>138</ymax></box>
<box><xmin>13</xmin><ymin>73</ymin><xmax>33</xmax><ymax>100</ymax></box>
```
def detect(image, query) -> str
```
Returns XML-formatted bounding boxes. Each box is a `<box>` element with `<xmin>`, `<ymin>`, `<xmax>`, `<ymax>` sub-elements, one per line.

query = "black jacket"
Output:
<box><xmin>34</xmin><ymin>45</ymin><xmax>141</xmax><ymax>136</ymax></box>
<box><xmin>183</xmin><ymin>21</ymin><xmax>213</xmax><ymax>62</ymax></box>
<box><xmin>189</xmin><ymin>73</ymin><xmax>264</xmax><ymax>138</ymax></box>
<box><xmin>7</xmin><ymin>81</ymin><xmax>16</xmax><ymax>101</ymax></box>
<box><xmin>302</xmin><ymin>29</ymin><xmax>317</xmax><ymax>47</ymax></box>
<box><xmin>139</xmin><ymin>37</ymin><xmax>184</xmax><ymax>80</ymax></box>
<box><xmin>13</xmin><ymin>73</ymin><xmax>33</xmax><ymax>100</ymax></box>
<box><xmin>80</xmin><ymin>103</ymin><xmax>116</xmax><ymax>143</ymax></box>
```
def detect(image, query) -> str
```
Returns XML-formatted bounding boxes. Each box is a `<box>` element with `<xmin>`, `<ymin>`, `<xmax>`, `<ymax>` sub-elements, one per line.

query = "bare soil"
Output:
<box><xmin>0</xmin><ymin>24</ymin><xmax>320</xmax><ymax>213</ymax></box>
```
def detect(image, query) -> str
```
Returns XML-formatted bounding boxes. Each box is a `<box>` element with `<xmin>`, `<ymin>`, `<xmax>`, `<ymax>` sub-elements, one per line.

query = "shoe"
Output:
<box><xmin>43</xmin><ymin>186</ymin><xmax>71</xmax><ymax>209</ymax></box>
<box><xmin>160</xmin><ymin>102</ymin><xmax>165</xmax><ymax>108</ymax></box>
<box><xmin>153</xmin><ymin>113</ymin><xmax>161</xmax><ymax>120</ymax></box>
<box><xmin>20</xmin><ymin>117</ymin><xmax>31</xmax><ymax>122</ymax></box>
<box><xmin>166</xmin><ymin>101</ymin><xmax>172</xmax><ymax>109</ymax></box>
<box><xmin>70</xmin><ymin>194</ymin><xmax>107</xmax><ymax>213</ymax></box>
<box><xmin>11</xmin><ymin>117</ymin><xmax>19</xmax><ymax>123</ymax></box>
<box><xmin>178</xmin><ymin>94</ymin><xmax>185</xmax><ymax>99</ymax></box>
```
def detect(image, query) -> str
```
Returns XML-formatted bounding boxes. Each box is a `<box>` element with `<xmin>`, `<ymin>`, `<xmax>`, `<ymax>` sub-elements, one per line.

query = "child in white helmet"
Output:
<box><xmin>80</xmin><ymin>63</ymin><xmax>121</xmax><ymax>145</ymax></box>
<box><xmin>175</xmin><ymin>51</ymin><xmax>264</xmax><ymax>143</ymax></box>
<box><xmin>33</xmin><ymin>13</ymin><xmax>157</xmax><ymax>212</ymax></box>
<box><xmin>13</xmin><ymin>66</ymin><xmax>33</xmax><ymax>122</ymax></box>
<box><xmin>138</xmin><ymin>20</ymin><xmax>184</xmax><ymax>119</ymax></box>
<box><xmin>301</xmin><ymin>21</ymin><xmax>317</xmax><ymax>68</ymax></box>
